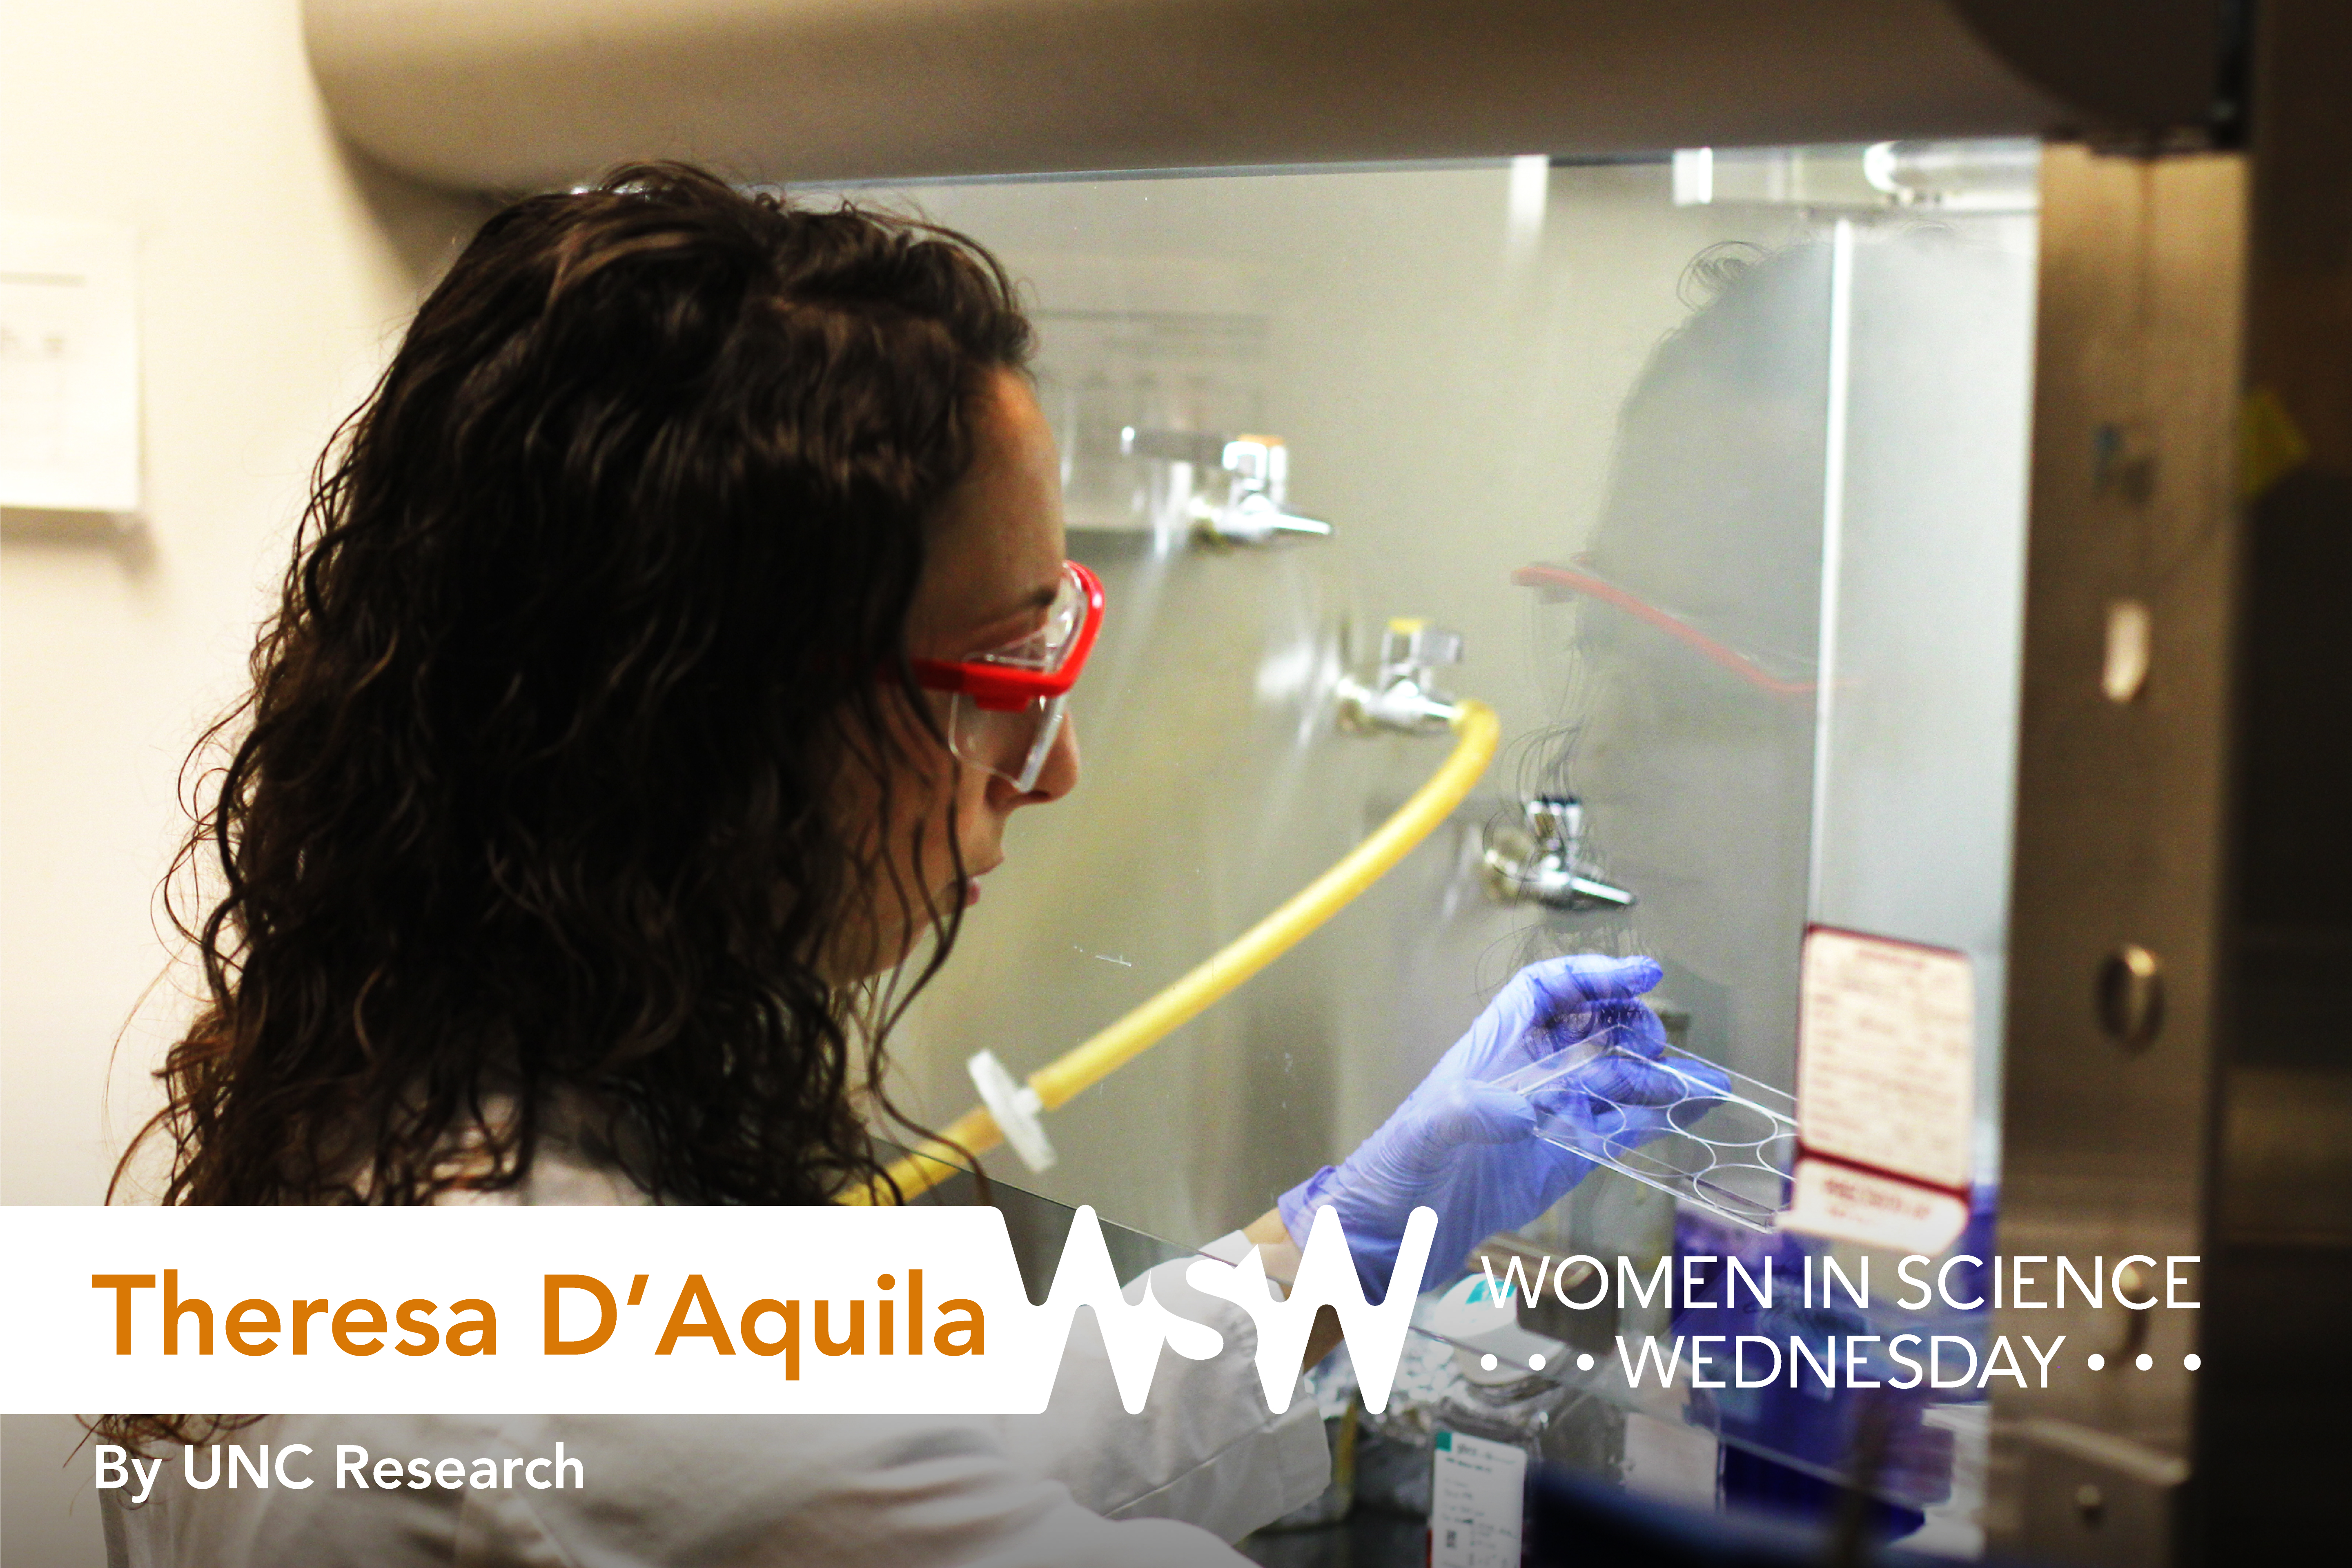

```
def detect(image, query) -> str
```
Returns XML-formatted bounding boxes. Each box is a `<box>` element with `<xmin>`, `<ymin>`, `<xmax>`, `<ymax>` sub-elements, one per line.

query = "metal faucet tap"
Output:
<box><xmin>1120</xmin><ymin>427</ymin><xmax>1333</xmax><ymax>546</ymax></box>
<box><xmin>1336</xmin><ymin>619</ymin><xmax>1463</xmax><ymax>735</ymax></box>
<box><xmin>1482</xmin><ymin>796</ymin><xmax>1637</xmax><ymax>911</ymax></box>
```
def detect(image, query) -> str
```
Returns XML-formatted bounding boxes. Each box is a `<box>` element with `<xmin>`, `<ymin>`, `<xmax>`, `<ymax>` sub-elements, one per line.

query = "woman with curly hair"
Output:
<box><xmin>109</xmin><ymin>163</ymin><xmax>1664</xmax><ymax>1566</ymax></box>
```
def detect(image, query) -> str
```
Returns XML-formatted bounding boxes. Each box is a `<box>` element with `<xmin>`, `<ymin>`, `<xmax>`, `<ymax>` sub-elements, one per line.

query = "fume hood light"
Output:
<box><xmin>1671</xmin><ymin>147</ymin><xmax>1714</xmax><ymax>207</ymax></box>
<box><xmin>1506</xmin><ymin>153</ymin><xmax>1550</xmax><ymax>254</ymax></box>
<box><xmin>1863</xmin><ymin>140</ymin><xmax>2041</xmax><ymax>212</ymax></box>
<box><xmin>1674</xmin><ymin>140</ymin><xmax>2038</xmax><ymax>214</ymax></box>
<box><xmin>1673</xmin><ymin>144</ymin><xmax>1878</xmax><ymax>209</ymax></box>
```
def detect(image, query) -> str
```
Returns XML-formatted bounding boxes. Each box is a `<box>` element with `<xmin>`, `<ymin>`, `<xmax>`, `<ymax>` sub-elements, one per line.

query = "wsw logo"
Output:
<box><xmin>1050</xmin><ymin>1203</ymin><xmax>1438</xmax><ymax>1414</ymax></box>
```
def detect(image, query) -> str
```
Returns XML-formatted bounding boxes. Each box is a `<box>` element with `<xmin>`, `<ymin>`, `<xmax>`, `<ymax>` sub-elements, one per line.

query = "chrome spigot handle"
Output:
<box><xmin>1200</xmin><ymin>490</ymin><xmax>1333</xmax><ymax>547</ymax></box>
<box><xmin>1120</xmin><ymin>426</ymin><xmax>1333</xmax><ymax>547</ymax></box>
<box><xmin>1337</xmin><ymin>618</ymin><xmax>1463</xmax><ymax>735</ymax></box>
<box><xmin>1526</xmin><ymin>796</ymin><xmax>1582</xmax><ymax>854</ymax></box>
<box><xmin>1120</xmin><ymin>428</ymin><xmax>1290</xmax><ymax>501</ymax></box>
<box><xmin>1481</xmin><ymin>794</ymin><xmax>1637</xmax><ymax>911</ymax></box>
<box><xmin>1377</xmin><ymin>621</ymin><xmax>1462</xmax><ymax>686</ymax></box>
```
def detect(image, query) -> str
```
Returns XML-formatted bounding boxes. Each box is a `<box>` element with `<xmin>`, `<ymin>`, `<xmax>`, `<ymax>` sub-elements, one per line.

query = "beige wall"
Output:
<box><xmin>1</xmin><ymin>1</ymin><xmax>478</xmax><ymax>1558</ymax></box>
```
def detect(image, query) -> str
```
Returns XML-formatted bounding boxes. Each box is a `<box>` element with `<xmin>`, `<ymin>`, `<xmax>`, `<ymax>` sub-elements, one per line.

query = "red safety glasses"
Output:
<box><xmin>910</xmin><ymin>560</ymin><xmax>1104</xmax><ymax>790</ymax></box>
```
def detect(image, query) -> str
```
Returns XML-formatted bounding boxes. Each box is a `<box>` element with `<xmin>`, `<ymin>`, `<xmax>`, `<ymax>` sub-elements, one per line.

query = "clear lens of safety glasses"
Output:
<box><xmin>946</xmin><ymin>690</ymin><xmax>1070</xmax><ymax>791</ymax></box>
<box><xmin>978</xmin><ymin>566</ymin><xmax>1089</xmax><ymax>675</ymax></box>
<box><xmin>910</xmin><ymin>561</ymin><xmax>1103</xmax><ymax>791</ymax></box>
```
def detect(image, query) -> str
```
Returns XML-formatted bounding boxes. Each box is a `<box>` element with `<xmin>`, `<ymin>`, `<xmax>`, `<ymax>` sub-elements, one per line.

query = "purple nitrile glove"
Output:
<box><xmin>1279</xmin><ymin>953</ymin><xmax>1669</xmax><ymax>1297</ymax></box>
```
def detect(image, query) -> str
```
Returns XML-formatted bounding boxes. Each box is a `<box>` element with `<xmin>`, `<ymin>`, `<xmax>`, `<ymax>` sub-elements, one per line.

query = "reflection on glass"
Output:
<box><xmin>844</xmin><ymin>144</ymin><xmax>2036</xmax><ymax>1552</ymax></box>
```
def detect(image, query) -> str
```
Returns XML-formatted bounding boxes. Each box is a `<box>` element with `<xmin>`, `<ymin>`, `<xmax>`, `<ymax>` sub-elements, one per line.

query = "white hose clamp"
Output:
<box><xmin>966</xmin><ymin>1049</ymin><xmax>1057</xmax><ymax>1174</ymax></box>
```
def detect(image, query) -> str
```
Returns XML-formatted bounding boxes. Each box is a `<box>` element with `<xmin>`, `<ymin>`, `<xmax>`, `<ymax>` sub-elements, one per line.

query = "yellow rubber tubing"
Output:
<box><xmin>847</xmin><ymin>698</ymin><xmax>1501</xmax><ymax>1204</ymax></box>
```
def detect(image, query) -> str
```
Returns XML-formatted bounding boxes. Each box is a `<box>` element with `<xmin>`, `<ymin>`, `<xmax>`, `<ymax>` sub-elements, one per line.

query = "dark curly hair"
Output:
<box><xmin>117</xmin><ymin>163</ymin><xmax>1033</xmax><ymax>1213</ymax></box>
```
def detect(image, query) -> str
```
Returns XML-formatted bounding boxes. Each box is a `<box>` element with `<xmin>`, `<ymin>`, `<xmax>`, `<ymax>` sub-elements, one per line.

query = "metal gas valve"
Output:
<box><xmin>1119</xmin><ymin>427</ymin><xmax>1333</xmax><ymax>547</ymax></box>
<box><xmin>1336</xmin><ymin>619</ymin><xmax>1463</xmax><ymax>735</ymax></box>
<box><xmin>1481</xmin><ymin>796</ymin><xmax>1637</xmax><ymax>912</ymax></box>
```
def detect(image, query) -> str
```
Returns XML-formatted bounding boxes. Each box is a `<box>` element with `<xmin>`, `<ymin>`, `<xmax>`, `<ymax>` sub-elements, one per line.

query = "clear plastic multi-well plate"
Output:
<box><xmin>1493</xmin><ymin>1025</ymin><xmax>1797</xmax><ymax>1232</ymax></box>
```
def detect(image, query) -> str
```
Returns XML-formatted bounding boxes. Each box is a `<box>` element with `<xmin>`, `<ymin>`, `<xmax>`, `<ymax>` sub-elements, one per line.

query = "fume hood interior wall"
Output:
<box><xmin>871</xmin><ymin>163</ymin><xmax>1831</xmax><ymax>1243</ymax></box>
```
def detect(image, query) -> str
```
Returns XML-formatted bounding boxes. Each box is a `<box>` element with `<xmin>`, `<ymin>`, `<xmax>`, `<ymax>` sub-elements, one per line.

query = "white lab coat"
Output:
<box><xmin>116</xmin><ymin>1147</ymin><xmax>1330</xmax><ymax>1567</ymax></box>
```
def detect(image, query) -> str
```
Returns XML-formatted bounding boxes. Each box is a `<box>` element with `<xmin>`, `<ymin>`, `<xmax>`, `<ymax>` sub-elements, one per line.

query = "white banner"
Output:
<box><xmin>0</xmin><ymin>1203</ymin><xmax>1434</xmax><ymax>1417</ymax></box>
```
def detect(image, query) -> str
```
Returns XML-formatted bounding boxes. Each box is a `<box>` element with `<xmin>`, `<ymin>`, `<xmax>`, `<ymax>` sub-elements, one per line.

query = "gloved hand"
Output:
<box><xmin>1278</xmin><ymin>952</ymin><xmax>1684</xmax><ymax>1296</ymax></box>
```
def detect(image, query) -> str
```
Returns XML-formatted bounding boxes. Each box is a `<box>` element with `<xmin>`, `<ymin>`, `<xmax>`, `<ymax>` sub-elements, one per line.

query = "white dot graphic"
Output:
<box><xmin>2087</xmin><ymin>1353</ymin><xmax>2107</xmax><ymax>1371</ymax></box>
<box><xmin>2184</xmin><ymin>1354</ymin><xmax>2202</xmax><ymax>1371</ymax></box>
<box><xmin>1528</xmin><ymin>1353</ymin><xmax>1547</xmax><ymax>1372</ymax></box>
<box><xmin>1577</xmin><ymin>1352</ymin><xmax>1596</xmax><ymax>1372</ymax></box>
<box><xmin>2136</xmin><ymin>1353</ymin><xmax>2154</xmax><ymax>1371</ymax></box>
<box><xmin>1479</xmin><ymin>1353</ymin><xmax>1498</xmax><ymax>1371</ymax></box>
